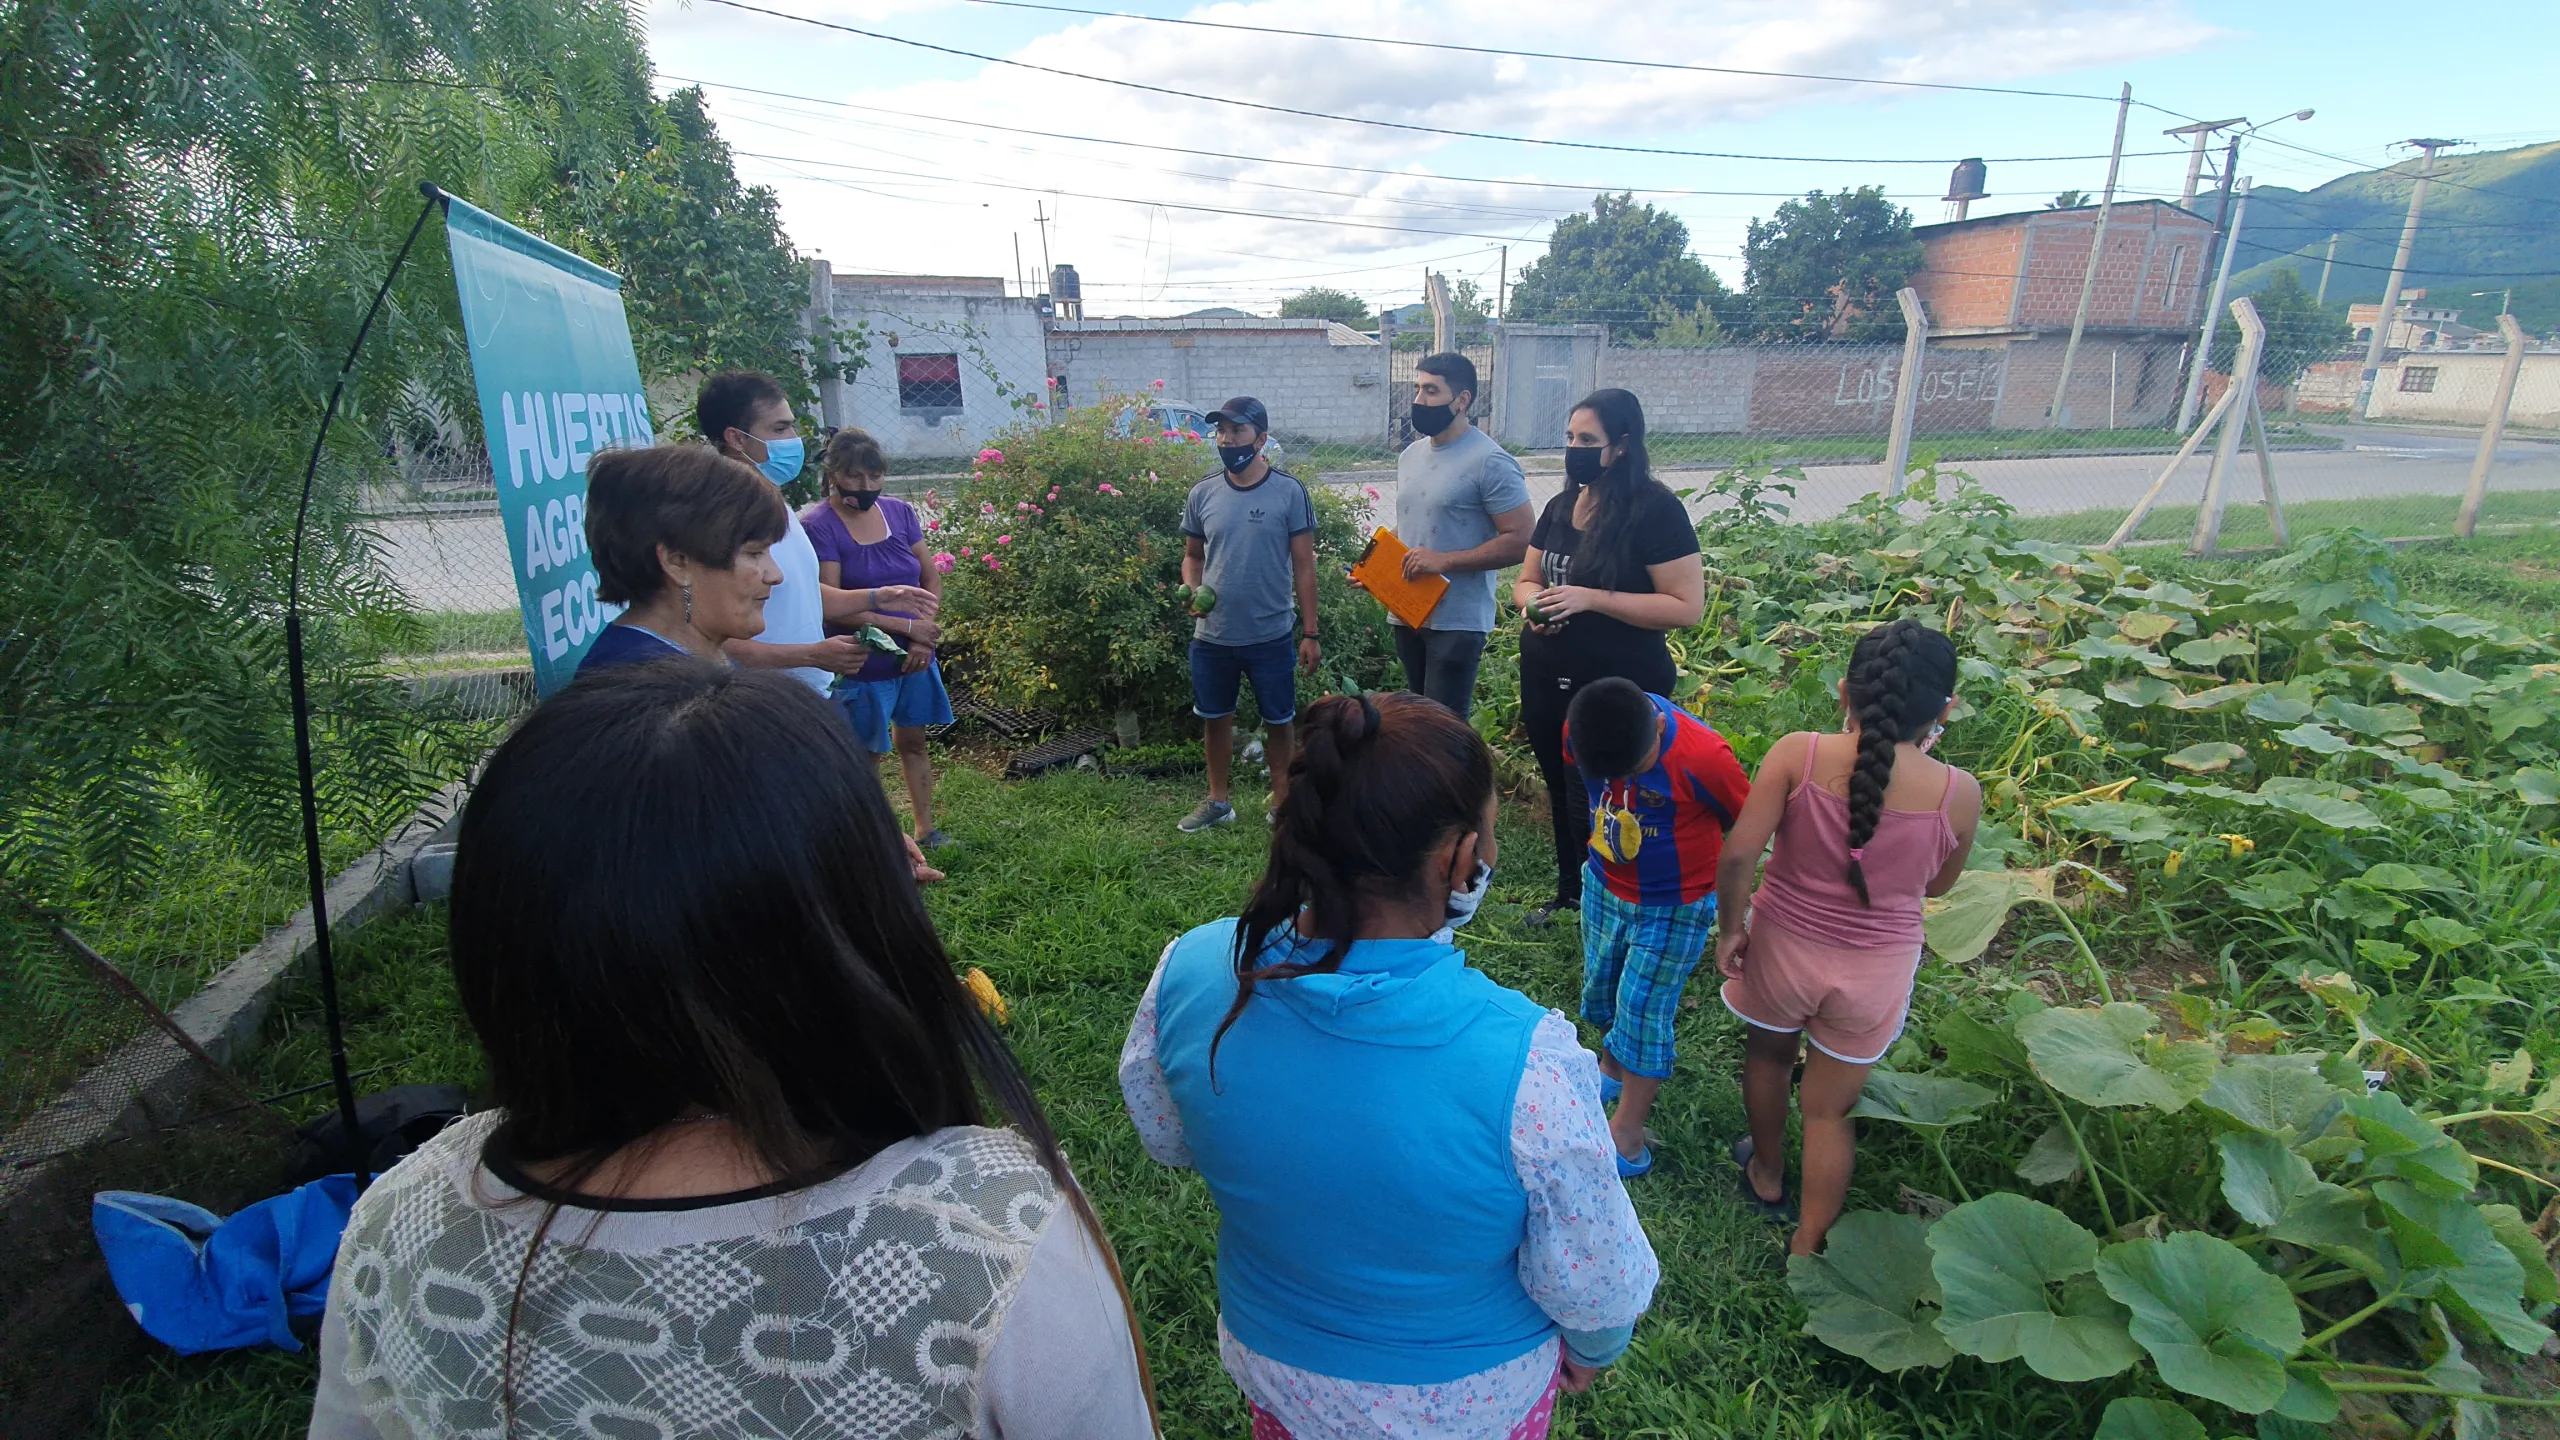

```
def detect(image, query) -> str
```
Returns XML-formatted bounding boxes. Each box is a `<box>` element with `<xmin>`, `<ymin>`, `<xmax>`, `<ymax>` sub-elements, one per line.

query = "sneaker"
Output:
<box><xmin>1521</xmin><ymin>896</ymin><xmax>1580</xmax><ymax>930</ymax></box>
<box><xmin>917</xmin><ymin>829</ymin><xmax>954</xmax><ymax>851</ymax></box>
<box><xmin>1177</xmin><ymin>799</ymin><xmax>1236</xmax><ymax>833</ymax></box>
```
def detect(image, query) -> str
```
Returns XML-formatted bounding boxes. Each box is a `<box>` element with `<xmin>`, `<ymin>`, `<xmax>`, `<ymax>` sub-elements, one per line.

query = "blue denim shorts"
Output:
<box><xmin>1190</xmin><ymin>636</ymin><xmax>1297</xmax><ymax>724</ymax></box>
<box><xmin>832</xmin><ymin>658</ymin><xmax>955</xmax><ymax>754</ymax></box>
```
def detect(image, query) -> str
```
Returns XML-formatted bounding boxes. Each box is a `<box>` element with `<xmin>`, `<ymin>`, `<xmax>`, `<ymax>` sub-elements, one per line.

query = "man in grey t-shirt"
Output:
<box><xmin>1386</xmin><ymin>351</ymin><xmax>1534</xmax><ymax>720</ymax></box>
<box><xmin>1177</xmin><ymin>396</ymin><xmax>1319</xmax><ymax>834</ymax></box>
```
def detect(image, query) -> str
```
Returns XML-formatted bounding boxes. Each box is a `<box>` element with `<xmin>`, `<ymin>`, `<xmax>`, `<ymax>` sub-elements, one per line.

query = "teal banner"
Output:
<box><xmin>440</xmin><ymin>194</ymin><xmax>653</xmax><ymax>696</ymax></box>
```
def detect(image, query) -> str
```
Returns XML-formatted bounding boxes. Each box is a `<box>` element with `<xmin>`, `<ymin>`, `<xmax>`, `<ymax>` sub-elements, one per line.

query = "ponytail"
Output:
<box><xmin>1211</xmin><ymin>692</ymin><xmax>1494</xmax><ymax>1078</ymax></box>
<box><xmin>1840</xmin><ymin>619</ymin><xmax>1958</xmax><ymax>905</ymax></box>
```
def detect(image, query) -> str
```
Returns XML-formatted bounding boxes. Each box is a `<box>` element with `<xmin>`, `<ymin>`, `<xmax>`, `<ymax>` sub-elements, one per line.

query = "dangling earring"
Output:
<box><xmin>682</xmin><ymin>582</ymin><xmax>693</xmax><ymax>624</ymax></box>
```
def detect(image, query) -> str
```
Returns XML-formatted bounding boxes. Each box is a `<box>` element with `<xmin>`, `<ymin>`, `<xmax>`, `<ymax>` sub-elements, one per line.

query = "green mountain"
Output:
<box><xmin>2227</xmin><ymin>140</ymin><xmax>2560</xmax><ymax>335</ymax></box>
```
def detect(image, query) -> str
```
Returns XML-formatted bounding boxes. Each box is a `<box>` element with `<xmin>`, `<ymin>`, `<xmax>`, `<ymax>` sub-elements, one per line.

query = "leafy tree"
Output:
<box><xmin>1740</xmin><ymin>187</ymin><xmax>1925</xmax><ymax>343</ymax></box>
<box><xmin>1507</xmin><ymin>193</ymin><xmax>1730</xmax><ymax>341</ymax></box>
<box><xmin>0</xmin><ymin>0</ymin><xmax>656</xmax><ymax>939</ymax></box>
<box><xmin>1279</xmin><ymin>286</ymin><xmax>1376</xmax><ymax>330</ymax></box>
<box><xmin>587</xmin><ymin>88</ymin><xmax>837</xmax><ymax>426</ymax></box>
<box><xmin>2211</xmin><ymin>268</ymin><xmax>2354</xmax><ymax>386</ymax></box>
<box><xmin>1629</xmin><ymin>301</ymin><xmax>1727</xmax><ymax>349</ymax></box>
<box><xmin>2049</xmin><ymin>190</ymin><xmax>2092</xmax><ymax>209</ymax></box>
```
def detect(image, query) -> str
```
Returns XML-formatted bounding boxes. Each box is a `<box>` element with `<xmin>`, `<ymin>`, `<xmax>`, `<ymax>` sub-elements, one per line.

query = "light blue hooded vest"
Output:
<box><xmin>1151</xmin><ymin>918</ymin><xmax>1554</xmax><ymax>1384</ymax></box>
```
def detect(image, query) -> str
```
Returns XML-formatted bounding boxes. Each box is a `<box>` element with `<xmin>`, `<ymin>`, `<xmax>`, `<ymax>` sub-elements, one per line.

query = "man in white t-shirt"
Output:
<box><xmin>698</xmin><ymin>372</ymin><xmax>947</xmax><ymax>880</ymax></box>
<box><xmin>696</xmin><ymin>372</ymin><xmax>939</xmax><ymax>687</ymax></box>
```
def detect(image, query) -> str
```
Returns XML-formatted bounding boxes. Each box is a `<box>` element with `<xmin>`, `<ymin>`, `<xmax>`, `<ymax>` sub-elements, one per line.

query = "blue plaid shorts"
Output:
<box><xmin>1579</xmin><ymin>863</ymin><xmax>1718</xmax><ymax>1080</ymax></box>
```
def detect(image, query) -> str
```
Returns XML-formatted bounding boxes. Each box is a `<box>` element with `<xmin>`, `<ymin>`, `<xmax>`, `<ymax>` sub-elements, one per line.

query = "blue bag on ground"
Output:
<box><xmin>92</xmin><ymin>1174</ymin><xmax>357</xmax><ymax>1354</ymax></box>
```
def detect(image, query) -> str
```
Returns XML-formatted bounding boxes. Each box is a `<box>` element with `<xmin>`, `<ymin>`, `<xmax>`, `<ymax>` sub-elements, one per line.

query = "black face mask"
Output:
<box><xmin>839</xmin><ymin>488</ymin><xmax>880</xmax><ymax>510</ymax></box>
<box><xmin>1409</xmin><ymin>401</ymin><xmax>1454</xmax><ymax>437</ymax></box>
<box><xmin>1564</xmin><ymin>445</ymin><xmax>1606</xmax><ymax>487</ymax></box>
<box><xmin>1218</xmin><ymin>443</ymin><xmax>1260</xmax><ymax>475</ymax></box>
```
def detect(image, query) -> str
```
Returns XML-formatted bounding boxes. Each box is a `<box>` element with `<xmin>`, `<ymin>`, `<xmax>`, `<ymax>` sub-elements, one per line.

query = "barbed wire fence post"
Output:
<box><xmin>2455</xmin><ymin>314</ymin><xmax>2532</xmax><ymax>540</ymax></box>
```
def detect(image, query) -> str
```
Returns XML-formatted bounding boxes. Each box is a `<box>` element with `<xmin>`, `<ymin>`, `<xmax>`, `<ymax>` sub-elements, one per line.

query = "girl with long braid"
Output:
<box><xmin>1708</xmin><ymin>620</ymin><xmax>1980</xmax><ymax>1255</ymax></box>
<box><xmin>1120</xmin><ymin>692</ymin><xmax>1658</xmax><ymax>1439</ymax></box>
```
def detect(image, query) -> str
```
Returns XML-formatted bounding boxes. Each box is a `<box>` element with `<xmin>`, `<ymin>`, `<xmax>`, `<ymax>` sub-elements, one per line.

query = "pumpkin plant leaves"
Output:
<box><xmin>2243</xmin><ymin>692</ymin><xmax>2315</xmax><ymax>724</ymax></box>
<box><xmin>2480</xmin><ymin>1204</ymin><xmax>2560</xmax><ymax>1309</ymax></box>
<box><xmin>2106</xmin><ymin>675</ymin><xmax>2183</xmax><ymax>709</ymax></box>
<box><xmin>2095</xmin><ymin>1398</ymin><xmax>2207</xmax><ymax>1440</ymax></box>
<box><xmin>2508</xmin><ymin>768</ymin><xmax>2560</xmax><ymax>806</ymax></box>
<box><xmin>2017</xmin><ymin>1003</ymin><xmax>2218</xmax><ymax>1113</ymax></box>
<box><xmin>2118</xmin><ymin>611</ymin><xmax>2182</xmax><ymax>643</ymax></box>
<box><xmin>1787</xmin><ymin>1211</ymin><xmax>1957</xmax><ymax>1372</ymax></box>
<box><xmin>2164</xmin><ymin>741</ymin><xmax>2248</xmax><ymax>773</ymax></box>
<box><xmin>1936</xmin><ymin>1008</ymin><xmax>2033</xmax><ymax>1078</ymax></box>
<box><xmin>2215</xmin><ymin>1132</ymin><xmax>2320</xmax><ymax>1227</ymax></box>
<box><xmin>1927</xmin><ymin>1193</ymin><xmax>2141</xmax><ymax>1381</ymax></box>
<box><xmin>2483</xmin><ymin>1049</ymin><xmax>2534</xmax><ymax>1098</ymax></box>
<box><xmin>2016</xmin><ymin>1123</ymin><xmax>2083</xmax><ymax>1185</ymax></box>
<box><xmin>2273</xmin><ymin>723</ymin><xmax>2352</xmax><ymax>755</ymax></box>
<box><xmin>1923</xmin><ymin>868</ymin><xmax>2052</xmax><ymax>965</ymax></box>
<box><xmin>2052</xmin><ymin>801</ymin><xmax>2180</xmax><ymax>845</ymax></box>
<box><xmin>1852</xmin><ymin>1071</ymin><xmax>1998</xmax><ymax>1128</ymax></box>
<box><xmin>2347</xmin><ymin>1093</ymin><xmax>2476</xmax><ymax>1197</ymax></box>
<box><xmin>2200</xmin><ymin>1053</ymin><xmax>2346</xmax><ymax>1139</ymax></box>
<box><xmin>2422</xmin><ymin>1305</ymin><xmax>2500</xmax><ymax>1440</ymax></box>
<box><xmin>2387</xmin><ymin>662</ymin><xmax>2486</xmax><ymax>708</ymax></box>
<box><xmin>2374</xmin><ymin>1183</ymin><xmax>2547</xmax><ymax>1355</ymax></box>
<box><xmin>2096</xmin><ymin>1232</ymin><xmax>2304</xmax><ymax>1412</ymax></box>
<box><xmin>2226</xmin><ymin>867</ymin><xmax>2321</xmax><ymax>912</ymax></box>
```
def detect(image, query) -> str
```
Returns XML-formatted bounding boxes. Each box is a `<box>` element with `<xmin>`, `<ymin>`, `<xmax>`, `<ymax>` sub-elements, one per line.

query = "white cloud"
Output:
<box><xmin>656</xmin><ymin>0</ymin><xmax>2222</xmax><ymax>312</ymax></box>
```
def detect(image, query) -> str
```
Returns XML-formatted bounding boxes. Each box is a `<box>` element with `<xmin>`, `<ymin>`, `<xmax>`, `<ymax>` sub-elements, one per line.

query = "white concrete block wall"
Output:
<box><xmin>1046</xmin><ymin>325</ymin><xmax>1388</xmax><ymax>443</ymax></box>
<box><xmin>2370</xmin><ymin>353</ymin><xmax>2560</xmax><ymax>428</ymax></box>
<box><xmin>827</xmin><ymin>292</ymin><xmax>1051</xmax><ymax>459</ymax></box>
<box><xmin>1598</xmin><ymin>349</ymin><xmax>1755</xmax><ymax>432</ymax></box>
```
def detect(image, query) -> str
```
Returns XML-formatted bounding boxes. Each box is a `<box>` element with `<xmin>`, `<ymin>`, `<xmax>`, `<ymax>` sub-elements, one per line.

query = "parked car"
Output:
<box><xmin>1110</xmin><ymin>401</ymin><xmax>1284</xmax><ymax>468</ymax></box>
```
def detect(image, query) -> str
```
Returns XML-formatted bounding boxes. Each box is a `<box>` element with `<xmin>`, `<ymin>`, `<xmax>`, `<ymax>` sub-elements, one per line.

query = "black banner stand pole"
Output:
<box><xmin>285</xmin><ymin>182</ymin><xmax>445</xmax><ymax>1189</ymax></box>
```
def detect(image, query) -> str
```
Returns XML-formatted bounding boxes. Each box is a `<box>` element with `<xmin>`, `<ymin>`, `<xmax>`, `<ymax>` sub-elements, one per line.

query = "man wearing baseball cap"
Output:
<box><xmin>1176</xmin><ymin>397</ymin><xmax>1319</xmax><ymax>833</ymax></box>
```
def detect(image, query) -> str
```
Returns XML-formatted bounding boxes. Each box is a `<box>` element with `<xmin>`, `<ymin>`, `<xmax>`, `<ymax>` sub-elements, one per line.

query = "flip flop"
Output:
<box><xmin>1616</xmin><ymin>1145</ymin><xmax>1653</xmax><ymax>1179</ymax></box>
<box><xmin>1599</xmin><ymin>1073</ymin><xmax>1622</xmax><ymax>1105</ymax></box>
<box><xmin>1730</xmin><ymin>1135</ymin><xmax>1796</xmax><ymax>1221</ymax></box>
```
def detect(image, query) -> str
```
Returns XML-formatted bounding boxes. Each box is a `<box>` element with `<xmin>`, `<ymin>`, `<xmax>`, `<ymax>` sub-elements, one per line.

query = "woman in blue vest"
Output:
<box><xmin>1120</xmin><ymin>691</ymin><xmax>1657</xmax><ymax>1440</ymax></box>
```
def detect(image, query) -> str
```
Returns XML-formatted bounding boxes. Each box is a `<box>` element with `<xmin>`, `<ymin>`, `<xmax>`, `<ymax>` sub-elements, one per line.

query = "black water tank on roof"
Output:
<box><xmin>1050</xmin><ymin>264</ymin><xmax>1081</xmax><ymax>304</ymax></box>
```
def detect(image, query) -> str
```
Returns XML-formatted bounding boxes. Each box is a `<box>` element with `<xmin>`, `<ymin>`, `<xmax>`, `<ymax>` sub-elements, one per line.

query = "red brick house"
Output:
<box><xmin>1907</xmin><ymin>200</ymin><xmax>2216</xmax><ymax>429</ymax></box>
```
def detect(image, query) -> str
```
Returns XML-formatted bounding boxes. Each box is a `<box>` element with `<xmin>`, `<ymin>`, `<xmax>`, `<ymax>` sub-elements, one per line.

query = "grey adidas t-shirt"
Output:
<box><xmin>1393</xmin><ymin>425</ymin><xmax>1531</xmax><ymax>633</ymax></box>
<box><xmin>1182</xmin><ymin>467</ymin><xmax>1316</xmax><ymax>647</ymax></box>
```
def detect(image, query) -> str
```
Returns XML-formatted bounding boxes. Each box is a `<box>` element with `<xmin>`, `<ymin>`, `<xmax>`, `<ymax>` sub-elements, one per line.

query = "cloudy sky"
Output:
<box><xmin>642</xmin><ymin>0</ymin><xmax>2558</xmax><ymax>316</ymax></box>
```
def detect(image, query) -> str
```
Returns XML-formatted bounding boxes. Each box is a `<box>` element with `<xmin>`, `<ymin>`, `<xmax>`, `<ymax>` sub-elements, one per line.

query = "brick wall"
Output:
<box><xmin>1913</xmin><ymin>203</ymin><xmax>2215</xmax><ymax>335</ymax></box>
<box><xmin>1990</xmin><ymin>336</ymin><xmax>2187</xmax><ymax>429</ymax></box>
<box><xmin>1045</xmin><ymin>324</ymin><xmax>1387</xmax><ymax>443</ymax></box>
<box><xmin>1911</xmin><ymin>225</ymin><xmax>2024</xmax><ymax>329</ymax></box>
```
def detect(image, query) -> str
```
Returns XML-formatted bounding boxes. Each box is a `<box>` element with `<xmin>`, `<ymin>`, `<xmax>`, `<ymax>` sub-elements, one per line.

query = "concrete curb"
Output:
<box><xmin>0</xmin><ymin>782</ymin><xmax>469</xmax><ymax>1208</ymax></box>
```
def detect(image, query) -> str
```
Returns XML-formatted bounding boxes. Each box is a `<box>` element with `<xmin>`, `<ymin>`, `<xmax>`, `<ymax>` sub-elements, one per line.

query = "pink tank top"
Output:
<box><xmin>1750</xmin><ymin>733</ymin><xmax>1964</xmax><ymax>951</ymax></box>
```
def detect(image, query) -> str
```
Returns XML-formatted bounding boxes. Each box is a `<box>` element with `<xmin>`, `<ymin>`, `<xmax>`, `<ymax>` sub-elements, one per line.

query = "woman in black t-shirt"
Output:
<box><xmin>1508</xmin><ymin>389</ymin><xmax>1705</xmax><ymax>924</ymax></box>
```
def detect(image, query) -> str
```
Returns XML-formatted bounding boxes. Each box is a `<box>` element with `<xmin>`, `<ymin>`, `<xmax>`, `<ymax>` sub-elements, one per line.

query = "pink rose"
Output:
<box><xmin>984</xmin><ymin>555</ymin><xmax>1003</xmax><ymax>571</ymax></box>
<box><xmin>981</xmin><ymin>502</ymin><xmax>996</xmax><ymax>515</ymax></box>
<box><xmin>959</xmin><ymin>547</ymin><xmax>974</xmax><ymax>557</ymax></box>
<box><xmin>932</xmin><ymin>552</ymin><xmax>955</xmax><ymax>574</ymax></box>
<box><xmin>1363</xmin><ymin>485</ymin><xmax>1381</xmax><ymax>500</ymax></box>
<box><xmin>977</xmin><ymin>447</ymin><xmax>1005</xmax><ymax>464</ymax></box>
<box><xmin>1045</xmin><ymin>376</ymin><xmax>1059</xmax><ymax>388</ymax></box>
<box><xmin>1032</xmin><ymin>505</ymin><xmax>1045</xmax><ymax>514</ymax></box>
<box><xmin>924</xmin><ymin>518</ymin><xmax>940</xmax><ymax>531</ymax></box>
<box><xmin>1046</xmin><ymin>488</ymin><xmax>1059</xmax><ymax>500</ymax></box>
<box><xmin>1151</xmin><ymin>379</ymin><xmax>1165</xmax><ymax>390</ymax></box>
<box><xmin>996</xmin><ymin>534</ymin><xmax>1012</xmax><ymax>546</ymax></box>
<box><xmin>1016</xmin><ymin>502</ymin><xmax>1031</xmax><ymax>512</ymax></box>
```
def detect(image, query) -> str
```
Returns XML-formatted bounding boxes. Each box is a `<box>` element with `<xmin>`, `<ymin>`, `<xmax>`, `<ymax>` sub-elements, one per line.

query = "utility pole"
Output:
<box><xmin>1496</xmin><ymin>245</ymin><xmax>1508</xmax><ymax>322</ymax></box>
<box><xmin>2051</xmin><ymin>82</ymin><xmax>2133</xmax><ymax>428</ymax></box>
<box><xmin>2357</xmin><ymin>139</ymin><xmax>2459</xmax><ymax>414</ymax></box>
<box><xmin>1013</xmin><ymin>233</ymin><xmax>1026</xmax><ymax>298</ymax></box>
<box><xmin>2316</xmin><ymin>233</ymin><xmax>2338</xmax><ymax>305</ymax></box>
<box><xmin>2176</xmin><ymin>160</ymin><xmax>2248</xmax><ymax>432</ymax></box>
<box><xmin>1032</xmin><ymin>202</ymin><xmax>1055</xmax><ymax>290</ymax></box>
<box><xmin>2167</xmin><ymin>117</ymin><xmax>2246</xmax><ymax>204</ymax></box>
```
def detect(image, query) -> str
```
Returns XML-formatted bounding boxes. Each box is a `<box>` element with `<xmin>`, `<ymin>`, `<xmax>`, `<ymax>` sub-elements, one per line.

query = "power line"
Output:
<box><xmin>924</xmin><ymin>0</ymin><xmax>2127</xmax><ymax>104</ymax></box>
<box><xmin>679</xmin><ymin>75</ymin><xmax>1960</xmax><ymax>202</ymax></box>
<box><xmin>690</xmin><ymin>0</ymin><xmax>2182</xmax><ymax>167</ymax></box>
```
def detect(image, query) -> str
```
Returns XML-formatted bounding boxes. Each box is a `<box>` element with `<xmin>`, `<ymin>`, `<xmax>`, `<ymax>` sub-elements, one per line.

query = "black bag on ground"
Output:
<box><xmin>286</xmin><ymin>1084</ymin><xmax>468</xmax><ymax>1186</ymax></box>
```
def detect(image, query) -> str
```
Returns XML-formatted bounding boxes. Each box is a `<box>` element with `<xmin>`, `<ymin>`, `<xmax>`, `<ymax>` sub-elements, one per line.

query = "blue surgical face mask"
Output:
<box><xmin>753</xmin><ymin>434</ymin><xmax>805</xmax><ymax>485</ymax></box>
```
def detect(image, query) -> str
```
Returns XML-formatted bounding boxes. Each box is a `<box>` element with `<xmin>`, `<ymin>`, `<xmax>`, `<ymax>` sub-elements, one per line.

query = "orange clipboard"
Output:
<box><xmin>1348</xmin><ymin>527</ymin><xmax>1449</xmax><ymax>630</ymax></box>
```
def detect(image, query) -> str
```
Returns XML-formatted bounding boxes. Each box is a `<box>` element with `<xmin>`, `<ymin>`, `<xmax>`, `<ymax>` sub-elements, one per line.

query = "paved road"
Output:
<box><xmin>1334</xmin><ymin>423</ymin><xmax>2560</xmax><ymax>529</ymax></box>
<box><xmin>373</xmin><ymin>424</ymin><xmax>2560</xmax><ymax>613</ymax></box>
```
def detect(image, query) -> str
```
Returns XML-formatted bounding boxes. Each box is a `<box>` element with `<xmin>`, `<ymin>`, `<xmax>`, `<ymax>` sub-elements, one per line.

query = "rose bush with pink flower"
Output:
<box><xmin>933</xmin><ymin>390</ymin><xmax>1392</xmax><ymax>718</ymax></box>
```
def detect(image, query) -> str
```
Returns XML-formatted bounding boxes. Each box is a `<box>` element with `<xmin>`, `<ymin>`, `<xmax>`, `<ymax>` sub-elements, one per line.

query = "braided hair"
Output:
<box><xmin>1211</xmin><ymin>691</ymin><xmax>1495</xmax><ymax>1076</ymax></box>
<box><xmin>1841</xmin><ymin>619</ymin><xmax>1959</xmax><ymax>905</ymax></box>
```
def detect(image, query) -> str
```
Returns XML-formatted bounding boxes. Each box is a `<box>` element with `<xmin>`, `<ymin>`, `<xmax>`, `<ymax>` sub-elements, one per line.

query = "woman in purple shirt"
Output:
<box><xmin>804</xmin><ymin>428</ymin><xmax>955</xmax><ymax>850</ymax></box>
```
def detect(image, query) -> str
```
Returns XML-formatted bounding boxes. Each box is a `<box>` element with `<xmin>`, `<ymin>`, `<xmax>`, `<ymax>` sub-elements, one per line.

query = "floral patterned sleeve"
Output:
<box><xmin>1512</xmin><ymin>1010</ymin><xmax>1658</xmax><ymax>1357</ymax></box>
<box><xmin>1116</xmin><ymin>943</ymin><xmax>1191</xmax><ymax>1169</ymax></box>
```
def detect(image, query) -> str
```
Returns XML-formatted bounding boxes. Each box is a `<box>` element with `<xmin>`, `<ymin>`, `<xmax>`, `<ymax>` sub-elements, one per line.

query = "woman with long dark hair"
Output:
<box><xmin>1120</xmin><ymin>692</ymin><xmax>1656</xmax><ymax>1440</ymax></box>
<box><xmin>1510</xmin><ymin>389</ymin><xmax>1706</xmax><ymax>925</ymax></box>
<box><xmin>309</xmin><ymin>662</ymin><xmax>1153</xmax><ymax>1439</ymax></box>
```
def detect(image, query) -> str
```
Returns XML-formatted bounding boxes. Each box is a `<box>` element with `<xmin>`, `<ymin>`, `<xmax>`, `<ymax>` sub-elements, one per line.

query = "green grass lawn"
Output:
<box><xmin>2016</xmin><ymin>486</ymin><xmax>2560</xmax><ymax>549</ymax></box>
<box><xmin>92</xmin><ymin>763</ymin><xmax>2118</xmax><ymax>1439</ymax></box>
